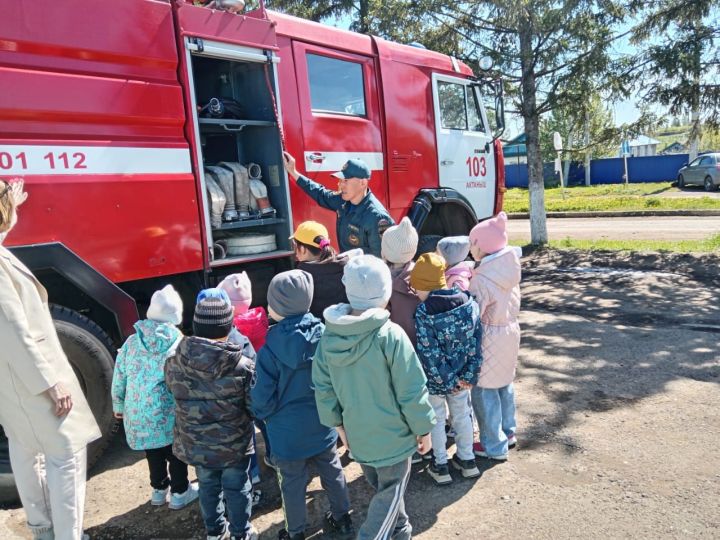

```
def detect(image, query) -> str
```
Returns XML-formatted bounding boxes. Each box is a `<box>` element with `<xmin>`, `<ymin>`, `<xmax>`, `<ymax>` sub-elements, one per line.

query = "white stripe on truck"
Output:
<box><xmin>304</xmin><ymin>151</ymin><xmax>384</xmax><ymax>173</ymax></box>
<box><xmin>0</xmin><ymin>145</ymin><xmax>192</xmax><ymax>176</ymax></box>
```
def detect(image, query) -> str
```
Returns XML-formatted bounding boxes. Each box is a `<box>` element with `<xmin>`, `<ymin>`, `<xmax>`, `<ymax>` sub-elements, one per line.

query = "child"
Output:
<box><xmin>293</xmin><ymin>221</ymin><xmax>361</xmax><ymax>320</ymax></box>
<box><xmin>251</xmin><ymin>270</ymin><xmax>353</xmax><ymax>540</ymax></box>
<box><xmin>313</xmin><ymin>255</ymin><xmax>436</xmax><ymax>540</ymax></box>
<box><xmin>411</xmin><ymin>253</ymin><xmax>482</xmax><ymax>484</ymax></box>
<box><xmin>436</xmin><ymin>236</ymin><xmax>474</xmax><ymax>291</ymax></box>
<box><xmin>111</xmin><ymin>285</ymin><xmax>198</xmax><ymax>509</ymax></box>
<box><xmin>381</xmin><ymin>217</ymin><xmax>420</xmax><ymax>346</ymax></box>
<box><xmin>468</xmin><ymin>212</ymin><xmax>521</xmax><ymax>461</ymax></box>
<box><xmin>165</xmin><ymin>291</ymin><xmax>258</xmax><ymax>540</ymax></box>
<box><xmin>219</xmin><ymin>272</ymin><xmax>269</xmax><ymax>351</ymax></box>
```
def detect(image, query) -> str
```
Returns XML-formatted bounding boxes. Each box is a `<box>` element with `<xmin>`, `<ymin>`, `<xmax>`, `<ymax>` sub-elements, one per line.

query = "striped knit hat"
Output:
<box><xmin>193</xmin><ymin>288</ymin><xmax>234</xmax><ymax>339</ymax></box>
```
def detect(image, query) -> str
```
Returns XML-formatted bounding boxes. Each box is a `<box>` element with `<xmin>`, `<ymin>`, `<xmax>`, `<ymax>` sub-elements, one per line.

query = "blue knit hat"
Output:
<box><xmin>437</xmin><ymin>236</ymin><xmax>470</xmax><ymax>267</ymax></box>
<box><xmin>342</xmin><ymin>255</ymin><xmax>392</xmax><ymax>310</ymax></box>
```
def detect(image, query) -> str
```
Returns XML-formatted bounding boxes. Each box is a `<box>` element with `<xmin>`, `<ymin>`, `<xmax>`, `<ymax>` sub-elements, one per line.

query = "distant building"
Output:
<box><xmin>503</xmin><ymin>133</ymin><xmax>527</xmax><ymax>164</ymax></box>
<box><xmin>661</xmin><ymin>141</ymin><xmax>687</xmax><ymax>155</ymax></box>
<box><xmin>625</xmin><ymin>135</ymin><xmax>660</xmax><ymax>157</ymax></box>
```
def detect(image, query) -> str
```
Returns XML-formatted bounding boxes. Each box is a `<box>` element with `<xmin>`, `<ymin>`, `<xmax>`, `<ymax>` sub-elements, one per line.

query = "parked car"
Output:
<box><xmin>677</xmin><ymin>152</ymin><xmax>720</xmax><ymax>191</ymax></box>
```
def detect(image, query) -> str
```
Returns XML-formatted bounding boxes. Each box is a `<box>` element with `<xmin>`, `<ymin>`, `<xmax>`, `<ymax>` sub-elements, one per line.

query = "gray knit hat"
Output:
<box><xmin>381</xmin><ymin>217</ymin><xmax>418</xmax><ymax>264</ymax></box>
<box><xmin>267</xmin><ymin>270</ymin><xmax>314</xmax><ymax>318</ymax></box>
<box><xmin>342</xmin><ymin>254</ymin><xmax>392</xmax><ymax>310</ymax></box>
<box><xmin>193</xmin><ymin>288</ymin><xmax>234</xmax><ymax>339</ymax></box>
<box><xmin>437</xmin><ymin>236</ymin><xmax>470</xmax><ymax>267</ymax></box>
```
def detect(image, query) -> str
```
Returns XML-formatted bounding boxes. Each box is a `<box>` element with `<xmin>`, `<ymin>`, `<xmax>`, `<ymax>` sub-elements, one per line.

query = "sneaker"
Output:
<box><xmin>251</xmin><ymin>489</ymin><xmax>262</xmax><ymax>508</ymax></box>
<box><xmin>411</xmin><ymin>452</ymin><xmax>424</xmax><ymax>464</ymax></box>
<box><xmin>277</xmin><ymin>530</ymin><xmax>305</xmax><ymax>540</ymax></box>
<box><xmin>450</xmin><ymin>455</ymin><xmax>480</xmax><ymax>478</ymax></box>
<box><xmin>207</xmin><ymin>529</ymin><xmax>230</xmax><ymax>540</ymax></box>
<box><xmin>169</xmin><ymin>483</ymin><xmax>199</xmax><ymax>510</ymax></box>
<box><xmin>151</xmin><ymin>487</ymin><xmax>169</xmax><ymax>506</ymax></box>
<box><xmin>427</xmin><ymin>461</ymin><xmax>452</xmax><ymax>485</ymax></box>
<box><xmin>507</xmin><ymin>434</ymin><xmax>517</xmax><ymax>449</ymax></box>
<box><xmin>325</xmin><ymin>510</ymin><xmax>354</xmax><ymax>538</ymax></box>
<box><xmin>234</xmin><ymin>524</ymin><xmax>259</xmax><ymax>540</ymax></box>
<box><xmin>264</xmin><ymin>455</ymin><xmax>278</xmax><ymax>471</ymax></box>
<box><xmin>473</xmin><ymin>442</ymin><xmax>508</xmax><ymax>461</ymax></box>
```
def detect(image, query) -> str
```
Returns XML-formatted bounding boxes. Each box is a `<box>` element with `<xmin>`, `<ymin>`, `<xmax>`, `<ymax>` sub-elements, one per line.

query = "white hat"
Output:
<box><xmin>380</xmin><ymin>217</ymin><xmax>418</xmax><ymax>264</ymax></box>
<box><xmin>146</xmin><ymin>284</ymin><xmax>183</xmax><ymax>325</ymax></box>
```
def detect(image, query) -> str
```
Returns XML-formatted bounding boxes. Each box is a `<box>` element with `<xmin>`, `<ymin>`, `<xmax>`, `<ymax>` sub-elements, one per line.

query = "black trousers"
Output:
<box><xmin>145</xmin><ymin>444</ymin><xmax>189</xmax><ymax>494</ymax></box>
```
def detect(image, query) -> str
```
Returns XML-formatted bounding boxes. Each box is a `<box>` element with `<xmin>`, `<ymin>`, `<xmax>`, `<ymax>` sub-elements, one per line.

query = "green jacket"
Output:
<box><xmin>312</xmin><ymin>305</ymin><xmax>436</xmax><ymax>467</ymax></box>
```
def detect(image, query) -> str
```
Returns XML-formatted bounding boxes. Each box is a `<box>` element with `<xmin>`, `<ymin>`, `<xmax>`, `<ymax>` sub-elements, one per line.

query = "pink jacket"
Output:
<box><xmin>469</xmin><ymin>247</ymin><xmax>522</xmax><ymax>389</ymax></box>
<box><xmin>445</xmin><ymin>261</ymin><xmax>474</xmax><ymax>291</ymax></box>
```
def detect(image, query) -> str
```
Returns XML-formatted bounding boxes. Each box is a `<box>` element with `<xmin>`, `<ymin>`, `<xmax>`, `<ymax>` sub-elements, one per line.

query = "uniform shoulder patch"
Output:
<box><xmin>377</xmin><ymin>218</ymin><xmax>391</xmax><ymax>235</ymax></box>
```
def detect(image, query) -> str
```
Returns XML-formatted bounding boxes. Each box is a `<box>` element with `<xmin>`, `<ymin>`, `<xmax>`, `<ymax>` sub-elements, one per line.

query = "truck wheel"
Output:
<box><xmin>0</xmin><ymin>307</ymin><xmax>117</xmax><ymax>504</ymax></box>
<box><xmin>416</xmin><ymin>234</ymin><xmax>444</xmax><ymax>256</ymax></box>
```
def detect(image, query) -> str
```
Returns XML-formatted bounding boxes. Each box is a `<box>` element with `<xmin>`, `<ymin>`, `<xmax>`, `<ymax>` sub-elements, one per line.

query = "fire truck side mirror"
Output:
<box><xmin>494</xmin><ymin>94</ymin><xmax>505</xmax><ymax>133</ymax></box>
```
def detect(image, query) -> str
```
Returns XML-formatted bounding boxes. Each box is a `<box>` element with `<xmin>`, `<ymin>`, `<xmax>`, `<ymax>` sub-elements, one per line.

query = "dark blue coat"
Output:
<box><xmin>296</xmin><ymin>175</ymin><xmax>394</xmax><ymax>256</ymax></box>
<box><xmin>415</xmin><ymin>289</ymin><xmax>483</xmax><ymax>395</ymax></box>
<box><xmin>250</xmin><ymin>313</ymin><xmax>337</xmax><ymax>460</ymax></box>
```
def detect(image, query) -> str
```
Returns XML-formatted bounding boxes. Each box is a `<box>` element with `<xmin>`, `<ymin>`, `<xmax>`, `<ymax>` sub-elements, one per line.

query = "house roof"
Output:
<box><xmin>629</xmin><ymin>135</ymin><xmax>660</xmax><ymax>147</ymax></box>
<box><xmin>503</xmin><ymin>133</ymin><xmax>527</xmax><ymax>157</ymax></box>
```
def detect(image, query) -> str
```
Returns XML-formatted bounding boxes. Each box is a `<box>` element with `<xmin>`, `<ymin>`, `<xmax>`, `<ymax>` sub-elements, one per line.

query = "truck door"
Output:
<box><xmin>432</xmin><ymin>73</ymin><xmax>496</xmax><ymax>220</ymax></box>
<box><xmin>291</xmin><ymin>41</ymin><xmax>387</xmax><ymax>235</ymax></box>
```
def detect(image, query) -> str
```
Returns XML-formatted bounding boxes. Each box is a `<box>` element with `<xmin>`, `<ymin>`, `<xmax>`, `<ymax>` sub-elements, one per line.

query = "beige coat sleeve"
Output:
<box><xmin>0</xmin><ymin>264</ymin><xmax>58</xmax><ymax>395</ymax></box>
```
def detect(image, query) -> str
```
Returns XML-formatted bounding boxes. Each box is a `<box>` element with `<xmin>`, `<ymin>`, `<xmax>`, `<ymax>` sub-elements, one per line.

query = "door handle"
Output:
<box><xmin>306</xmin><ymin>152</ymin><xmax>326</xmax><ymax>163</ymax></box>
<box><xmin>441</xmin><ymin>160</ymin><xmax>454</xmax><ymax>166</ymax></box>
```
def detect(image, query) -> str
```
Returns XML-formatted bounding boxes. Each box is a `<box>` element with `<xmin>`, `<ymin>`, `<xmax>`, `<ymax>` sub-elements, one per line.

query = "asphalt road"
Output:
<box><xmin>507</xmin><ymin>215</ymin><xmax>720</xmax><ymax>242</ymax></box>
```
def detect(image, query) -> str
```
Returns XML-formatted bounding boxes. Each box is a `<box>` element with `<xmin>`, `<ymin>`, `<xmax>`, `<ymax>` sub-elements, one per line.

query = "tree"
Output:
<box><xmin>539</xmin><ymin>93</ymin><xmax>616</xmax><ymax>163</ymax></box>
<box><xmin>631</xmin><ymin>0</ymin><xmax>720</xmax><ymax>160</ymax></box>
<box><xmin>266</xmin><ymin>0</ymin><xmax>632</xmax><ymax>244</ymax></box>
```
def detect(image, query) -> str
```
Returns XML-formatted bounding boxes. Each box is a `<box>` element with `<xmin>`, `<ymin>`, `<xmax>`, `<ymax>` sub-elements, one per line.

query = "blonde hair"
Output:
<box><xmin>0</xmin><ymin>179</ymin><xmax>16</xmax><ymax>234</ymax></box>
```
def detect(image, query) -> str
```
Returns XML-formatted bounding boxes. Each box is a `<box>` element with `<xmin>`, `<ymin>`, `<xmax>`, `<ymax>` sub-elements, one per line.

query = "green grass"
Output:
<box><xmin>503</xmin><ymin>182</ymin><xmax>720</xmax><ymax>213</ymax></box>
<box><xmin>547</xmin><ymin>233</ymin><xmax>720</xmax><ymax>253</ymax></box>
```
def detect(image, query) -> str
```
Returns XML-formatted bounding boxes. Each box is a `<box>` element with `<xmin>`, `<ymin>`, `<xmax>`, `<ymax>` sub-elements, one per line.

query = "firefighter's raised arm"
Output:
<box><xmin>284</xmin><ymin>151</ymin><xmax>344</xmax><ymax>211</ymax></box>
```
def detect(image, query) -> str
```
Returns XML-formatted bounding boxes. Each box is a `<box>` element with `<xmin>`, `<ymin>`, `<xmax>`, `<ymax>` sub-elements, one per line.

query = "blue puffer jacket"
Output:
<box><xmin>415</xmin><ymin>289</ymin><xmax>483</xmax><ymax>395</ymax></box>
<box><xmin>111</xmin><ymin>320</ymin><xmax>182</xmax><ymax>450</ymax></box>
<box><xmin>251</xmin><ymin>313</ymin><xmax>337</xmax><ymax>461</ymax></box>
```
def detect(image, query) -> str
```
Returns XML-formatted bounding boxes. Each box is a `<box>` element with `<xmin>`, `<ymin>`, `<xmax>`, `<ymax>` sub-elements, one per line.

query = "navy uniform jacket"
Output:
<box><xmin>297</xmin><ymin>175</ymin><xmax>394</xmax><ymax>256</ymax></box>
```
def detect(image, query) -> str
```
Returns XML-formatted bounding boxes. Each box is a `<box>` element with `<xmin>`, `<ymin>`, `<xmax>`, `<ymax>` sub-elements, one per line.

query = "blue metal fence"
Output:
<box><xmin>505</xmin><ymin>153</ymin><xmax>690</xmax><ymax>188</ymax></box>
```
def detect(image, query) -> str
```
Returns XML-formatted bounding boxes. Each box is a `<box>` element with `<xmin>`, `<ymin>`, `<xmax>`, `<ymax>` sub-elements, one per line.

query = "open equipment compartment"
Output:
<box><xmin>186</xmin><ymin>41</ymin><xmax>294</xmax><ymax>267</ymax></box>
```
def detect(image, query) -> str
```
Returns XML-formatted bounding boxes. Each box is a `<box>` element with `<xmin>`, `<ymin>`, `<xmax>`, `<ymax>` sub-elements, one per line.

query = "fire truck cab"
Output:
<box><xmin>0</xmin><ymin>0</ymin><xmax>504</xmax><ymax>500</ymax></box>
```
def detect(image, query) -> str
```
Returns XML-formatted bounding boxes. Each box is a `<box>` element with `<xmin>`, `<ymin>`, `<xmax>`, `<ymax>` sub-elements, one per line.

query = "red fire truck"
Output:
<box><xmin>0</xmin><ymin>0</ymin><xmax>505</xmax><ymax>498</ymax></box>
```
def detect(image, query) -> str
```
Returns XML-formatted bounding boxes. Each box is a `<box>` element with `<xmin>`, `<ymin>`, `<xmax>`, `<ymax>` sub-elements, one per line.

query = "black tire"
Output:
<box><xmin>705</xmin><ymin>176</ymin><xmax>717</xmax><ymax>192</ymax></box>
<box><xmin>0</xmin><ymin>306</ymin><xmax>117</xmax><ymax>504</ymax></box>
<box><xmin>677</xmin><ymin>174</ymin><xmax>685</xmax><ymax>189</ymax></box>
<box><xmin>416</xmin><ymin>234</ymin><xmax>444</xmax><ymax>257</ymax></box>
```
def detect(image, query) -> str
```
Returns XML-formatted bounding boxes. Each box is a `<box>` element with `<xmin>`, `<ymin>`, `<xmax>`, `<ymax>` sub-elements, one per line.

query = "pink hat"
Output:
<box><xmin>469</xmin><ymin>212</ymin><xmax>508</xmax><ymax>255</ymax></box>
<box><xmin>218</xmin><ymin>272</ymin><xmax>252</xmax><ymax>315</ymax></box>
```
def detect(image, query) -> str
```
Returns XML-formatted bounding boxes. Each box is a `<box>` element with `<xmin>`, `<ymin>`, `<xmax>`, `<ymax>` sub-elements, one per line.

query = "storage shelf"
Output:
<box><xmin>213</xmin><ymin>216</ymin><xmax>285</xmax><ymax>232</ymax></box>
<box><xmin>210</xmin><ymin>249</ymin><xmax>295</xmax><ymax>267</ymax></box>
<box><xmin>199</xmin><ymin>118</ymin><xmax>277</xmax><ymax>133</ymax></box>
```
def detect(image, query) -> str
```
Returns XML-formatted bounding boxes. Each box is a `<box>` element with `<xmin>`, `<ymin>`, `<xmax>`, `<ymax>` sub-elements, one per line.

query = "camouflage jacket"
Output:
<box><xmin>165</xmin><ymin>336</ymin><xmax>255</xmax><ymax>468</ymax></box>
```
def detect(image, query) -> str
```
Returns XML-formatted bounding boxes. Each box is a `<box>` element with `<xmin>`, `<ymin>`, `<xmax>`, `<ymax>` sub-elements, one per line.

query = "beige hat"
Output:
<box><xmin>380</xmin><ymin>217</ymin><xmax>418</xmax><ymax>264</ymax></box>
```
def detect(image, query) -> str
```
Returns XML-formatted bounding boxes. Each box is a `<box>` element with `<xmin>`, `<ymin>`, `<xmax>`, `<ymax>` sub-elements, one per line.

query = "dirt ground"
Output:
<box><xmin>506</xmin><ymin>215</ymin><xmax>720</xmax><ymax>242</ymax></box>
<box><xmin>2</xmin><ymin>248</ymin><xmax>719</xmax><ymax>539</ymax></box>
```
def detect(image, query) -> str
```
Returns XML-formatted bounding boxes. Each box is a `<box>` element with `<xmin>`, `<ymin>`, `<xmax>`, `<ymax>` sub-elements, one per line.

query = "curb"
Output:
<box><xmin>507</xmin><ymin>210</ymin><xmax>720</xmax><ymax>219</ymax></box>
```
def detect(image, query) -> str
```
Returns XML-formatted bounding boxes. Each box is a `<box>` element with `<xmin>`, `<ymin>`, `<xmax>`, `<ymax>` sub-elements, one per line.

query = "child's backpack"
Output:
<box><xmin>234</xmin><ymin>306</ymin><xmax>269</xmax><ymax>351</ymax></box>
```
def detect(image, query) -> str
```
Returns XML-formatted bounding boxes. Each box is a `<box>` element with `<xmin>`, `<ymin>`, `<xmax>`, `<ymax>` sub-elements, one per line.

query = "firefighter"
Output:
<box><xmin>283</xmin><ymin>152</ymin><xmax>394</xmax><ymax>257</ymax></box>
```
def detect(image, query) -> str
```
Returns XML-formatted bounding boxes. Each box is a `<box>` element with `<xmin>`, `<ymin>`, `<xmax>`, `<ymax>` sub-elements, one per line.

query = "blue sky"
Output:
<box><xmin>328</xmin><ymin>13</ymin><xmax>659</xmax><ymax>138</ymax></box>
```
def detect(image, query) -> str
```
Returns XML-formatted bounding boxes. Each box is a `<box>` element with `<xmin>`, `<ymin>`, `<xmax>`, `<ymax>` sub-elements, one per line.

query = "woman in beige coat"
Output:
<box><xmin>0</xmin><ymin>179</ymin><xmax>100</xmax><ymax>540</ymax></box>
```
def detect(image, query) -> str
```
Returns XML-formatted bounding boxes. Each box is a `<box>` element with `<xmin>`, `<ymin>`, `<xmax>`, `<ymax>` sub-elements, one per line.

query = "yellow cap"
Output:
<box><xmin>410</xmin><ymin>252</ymin><xmax>447</xmax><ymax>292</ymax></box>
<box><xmin>290</xmin><ymin>221</ymin><xmax>329</xmax><ymax>248</ymax></box>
